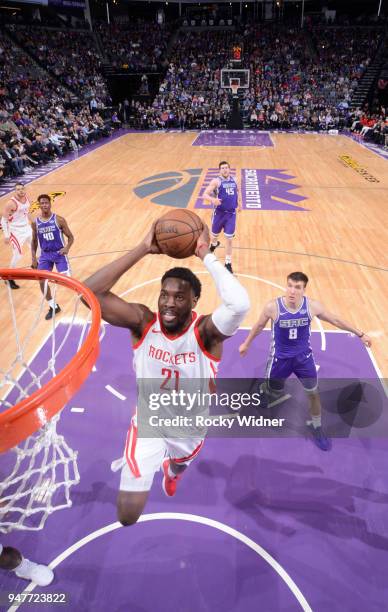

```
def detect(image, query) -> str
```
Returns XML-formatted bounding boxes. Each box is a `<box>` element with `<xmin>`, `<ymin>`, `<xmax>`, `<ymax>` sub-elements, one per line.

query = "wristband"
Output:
<box><xmin>1</xmin><ymin>216</ymin><xmax>10</xmax><ymax>239</ymax></box>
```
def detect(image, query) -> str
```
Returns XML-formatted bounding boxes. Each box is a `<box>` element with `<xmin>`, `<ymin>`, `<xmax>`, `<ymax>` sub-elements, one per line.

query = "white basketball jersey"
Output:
<box><xmin>133</xmin><ymin>311</ymin><xmax>218</xmax><ymax>382</ymax></box>
<box><xmin>9</xmin><ymin>196</ymin><xmax>30</xmax><ymax>230</ymax></box>
<box><xmin>133</xmin><ymin>312</ymin><xmax>218</xmax><ymax>434</ymax></box>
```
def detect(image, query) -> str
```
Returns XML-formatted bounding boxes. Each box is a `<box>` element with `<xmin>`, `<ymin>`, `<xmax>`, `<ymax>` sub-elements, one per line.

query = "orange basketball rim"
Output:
<box><xmin>0</xmin><ymin>269</ymin><xmax>101</xmax><ymax>453</ymax></box>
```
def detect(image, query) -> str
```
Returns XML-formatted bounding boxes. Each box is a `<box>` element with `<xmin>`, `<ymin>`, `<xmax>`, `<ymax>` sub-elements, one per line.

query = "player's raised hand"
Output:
<box><xmin>195</xmin><ymin>223</ymin><xmax>210</xmax><ymax>259</ymax></box>
<box><xmin>143</xmin><ymin>221</ymin><xmax>162</xmax><ymax>255</ymax></box>
<box><xmin>239</xmin><ymin>342</ymin><xmax>249</xmax><ymax>357</ymax></box>
<box><xmin>360</xmin><ymin>333</ymin><xmax>372</xmax><ymax>348</ymax></box>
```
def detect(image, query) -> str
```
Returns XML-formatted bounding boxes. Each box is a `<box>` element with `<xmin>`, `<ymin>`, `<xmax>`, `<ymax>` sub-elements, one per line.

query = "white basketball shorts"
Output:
<box><xmin>118</xmin><ymin>422</ymin><xmax>204</xmax><ymax>492</ymax></box>
<box><xmin>9</xmin><ymin>225</ymin><xmax>32</xmax><ymax>254</ymax></box>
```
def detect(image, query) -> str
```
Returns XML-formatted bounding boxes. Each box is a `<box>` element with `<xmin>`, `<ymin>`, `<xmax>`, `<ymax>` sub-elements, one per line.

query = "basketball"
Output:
<box><xmin>155</xmin><ymin>209</ymin><xmax>203</xmax><ymax>259</ymax></box>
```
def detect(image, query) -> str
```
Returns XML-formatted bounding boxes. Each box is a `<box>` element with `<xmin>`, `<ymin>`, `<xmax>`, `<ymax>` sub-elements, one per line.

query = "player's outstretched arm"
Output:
<box><xmin>310</xmin><ymin>300</ymin><xmax>372</xmax><ymax>347</ymax></box>
<box><xmin>31</xmin><ymin>221</ymin><xmax>38</xmax><ymax>268</ymax></box>
<box><xmin>83</xmin><ymin>224</ymin><xmax>160</xmax><ymax>334</ymax></box>
<box><xmin>203</xmin><ymin>178</ymin><xmax>221</xmax><ymax>206</ymax></box>
<box><xmin>57</xmin><ymin>216</ymin><xmax>74</xmax><ymax>255</ymax></box>
<box><xmin>239</xmin><ymin>301</ymin><xmax>275</xmax><ymax>356</ymax></box>
<box><xmin>195</xmin><ymin>225</ymin><xmax>250</xmax><ymax>357</ymax></box>
<box><xmin>1</xmin><ymin>200</ymin><xmax>15</xmax><ymax>244</ymax></box>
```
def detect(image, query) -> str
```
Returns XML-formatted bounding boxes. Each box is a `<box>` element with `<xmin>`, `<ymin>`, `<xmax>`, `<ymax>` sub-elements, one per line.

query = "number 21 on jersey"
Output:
<box><xmin>161</xmin><ymin>368</ymin><xmax>180</xmax><ymax>391</ymax></box>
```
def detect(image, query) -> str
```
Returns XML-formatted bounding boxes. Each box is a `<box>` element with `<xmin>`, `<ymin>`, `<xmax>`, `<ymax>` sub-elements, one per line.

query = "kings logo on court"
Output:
<box><xmin>134</xmin><ymin>169</ymin><xmax>308</xmax><ymax>212</ymax></box>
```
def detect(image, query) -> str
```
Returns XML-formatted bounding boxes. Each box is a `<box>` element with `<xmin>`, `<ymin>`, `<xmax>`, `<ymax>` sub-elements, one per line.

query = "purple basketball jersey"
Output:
<box><xmin>217</xmin><ymin>176</ymin><xmax>238</xmax><ymax>212</ymax></box>
<box><xmin>272</xmin><ymin>296</ymin><xmax>312</xmax><ymax>358</ymax></box>
<box><xmin>36</xmin><ymin>214</ymin><xmax>65</xmax><ymax>253</ymax></box>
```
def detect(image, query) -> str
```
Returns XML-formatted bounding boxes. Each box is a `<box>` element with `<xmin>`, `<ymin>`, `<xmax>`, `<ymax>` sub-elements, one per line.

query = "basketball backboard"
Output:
<box><xmin>221</xmin><ymin>69</ymin><xmax>250</xmax><ymax>91</ymax></box>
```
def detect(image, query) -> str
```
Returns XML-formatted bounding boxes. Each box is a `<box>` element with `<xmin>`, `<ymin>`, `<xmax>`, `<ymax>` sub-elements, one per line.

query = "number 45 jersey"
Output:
<box><xmin>272</xmin><ymin>296</ymin><xmax>313</xmax><ymax>358</ymax></box>
<box><xmin>216</xmin><ymin>175</ymin><xmax>238</xmax><ymax>211</ymax></box>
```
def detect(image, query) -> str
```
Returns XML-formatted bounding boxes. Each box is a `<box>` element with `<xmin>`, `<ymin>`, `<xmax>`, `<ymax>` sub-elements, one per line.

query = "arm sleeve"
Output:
<box><xmin>203</xmin><ymin>253</ymin><xmax>250</xmax><ymax>336</ymax></box>
<box><xmin>1</xmin><ymin>217</ymin><xmax>10</xmax><ymax>238</ymax></box>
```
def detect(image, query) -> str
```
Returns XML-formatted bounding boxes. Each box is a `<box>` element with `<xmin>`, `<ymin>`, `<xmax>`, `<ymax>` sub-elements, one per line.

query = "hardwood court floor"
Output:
<box><xmin>0</xmin><ymin>132</ymin><xmax>387</xmax><ymax>378</ymax></box>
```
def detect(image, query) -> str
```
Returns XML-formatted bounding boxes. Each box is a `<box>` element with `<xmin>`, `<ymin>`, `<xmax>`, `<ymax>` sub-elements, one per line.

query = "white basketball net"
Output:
<box><xmin>0</xmin><ymin>278</ymin><xmax>101</xmax><ymax>533</ymax></box>
<box><xmin>0</xmin><ymin>416</ymin><xmax>79</xmax><ymax>533</ymax></box>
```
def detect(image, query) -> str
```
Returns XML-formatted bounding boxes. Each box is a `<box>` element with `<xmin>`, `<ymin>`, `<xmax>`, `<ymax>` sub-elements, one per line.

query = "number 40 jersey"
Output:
<box><xmin>36</xmin><ymin>214</ymin><xmax>65</xmax><ymax>252</ymax></box>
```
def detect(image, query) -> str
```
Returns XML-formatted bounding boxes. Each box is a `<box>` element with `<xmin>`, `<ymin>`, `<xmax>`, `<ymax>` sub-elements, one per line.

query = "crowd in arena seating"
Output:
<box><xmin>240</xmin><ymin>25</ymin><xmax>365</xmax><ymax>130</ymax></box>
<box><xmin>1</xmin><ymin>17</ymin><xmax>387</xmax><ymax>185</ymax></box>
<box><xmin>0</xmin><ymin>30</ymin><xmax>119</xmax><ymax>183</ymax></box>
<box><xmin>6</xmin><ymin>25</ymin><xmax>109</xmax><ymax>104</ymax></box>
<box><xmin>130</xmin><ymin>25</ymin><xmax>385</xmax><ymax>132</ymax></box>
<box><xmin>350</xmin><ymin>106</ymin><xmax>388</xmax><ymax>145</ymax></box>
<box><xmin>129</xmin><ymin>30</ymin><xmax>243</xmax><ymax>129</ymax></box>
<box><xmin>97</xmin><ymin>21</ymin><xmax>171</xmax><ymax>72</ymax></box>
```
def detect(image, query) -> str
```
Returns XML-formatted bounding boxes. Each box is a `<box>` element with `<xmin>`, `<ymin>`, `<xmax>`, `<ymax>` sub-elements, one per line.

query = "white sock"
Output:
<box><xmin>168</xmin><ymin>463</ymin><xmax>177</xmax><ymax>479</ymax></box>
<box><xmin>307</xmin><ymin>415</ymin><xmax>321</xmax><ymax>429</ymax></box>
<box><xmin>211</xmin><ymin>240</ymin><xmax>219</xmax><ymax>246</ymax></box>
<box><xmin>225</xmin><ymin>255</ymin><xmax>232</xmax><ymax>264</ymax></box>
<box><xmin>48</xmin><ymin>299</ymin><xmax>56</xmax><ymax>309</ymax></box>
<box><xmin>10</xmin><ymin>251</ymin><xmax>22</xmax><ymax>268</ymax></box>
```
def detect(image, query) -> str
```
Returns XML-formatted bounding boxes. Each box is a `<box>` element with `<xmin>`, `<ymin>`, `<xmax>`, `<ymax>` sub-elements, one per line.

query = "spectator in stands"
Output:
<box><xmin>0</xmin><ymin>142</ymin><xmax>24</xmax><ymax>175</ymax></box>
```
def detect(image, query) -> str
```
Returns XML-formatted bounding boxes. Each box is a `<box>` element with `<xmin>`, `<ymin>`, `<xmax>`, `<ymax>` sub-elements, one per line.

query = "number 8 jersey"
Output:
<box><xmin>36</xmin><ymin>214</ymin><xmax>65</xmax><ymax>252</ymax></box>
<box><xmin>272</xmin><ymin>296</ymin><xmax>312</xmax><ymax>358</ymax></box>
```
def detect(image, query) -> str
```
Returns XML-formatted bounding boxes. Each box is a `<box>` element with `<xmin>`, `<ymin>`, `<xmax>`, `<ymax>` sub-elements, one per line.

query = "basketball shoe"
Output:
<box><xmin>225</xmin><ymin>263</ymin><xmax>233</xmax><ymax>274</ymax></box>
<box><xmin>209</xmin><ymin>241</ymin><xmax>220</xmax><ymax>253</ymax></box>
<box><xmin>162</xmin><ymin>459</ymin><xmax>181</xmax><ymax>497</ymax></box>
<box><xmin>15</xmin><ymin>558</ymin><xmax>54</xmax><ymax>586</ymax></box>
<box><xmin>258</xmin><ymin>381</ymin><xmax>288</xmax><ymax>410</ymax></box>
<box><xmin>45</xmin><ymin>305</ymin><xmax>61</xmax><ymax>320</ymax></box>
<box><xmin>307</xmin><ymin>423</ymin><xmax>332</xmax><ymax>451</ymax></box>
<box><xmin>5</xmin><ymin>280</ymin><xmax>20</xmax><ymax>290</ymax></box>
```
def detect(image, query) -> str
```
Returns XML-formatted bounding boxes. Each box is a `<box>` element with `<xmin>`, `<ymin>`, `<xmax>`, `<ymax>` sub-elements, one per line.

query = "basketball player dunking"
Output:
<box><xmin>31</xmin><ymin>194</ymin><xmax>74</xmax><ymax>320</ymax></box>
<box><xmin>203</xmin><ymin>161</ymin><xmax>242</xmax><ymax>274</ymax></box>
<box><xmin>239</xmin><ymin>272</ymin><xmax>372</xmax><ymax>451</ymax></box>
<box><xmin>1</xmin><ymin>182</ymin><xmax>32</xmax><ymax>289</ymax></box>
<box><xmin>84</xmin><ymin>222</ymin><xmax>250</xmax><ymax>526</ymax></box>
